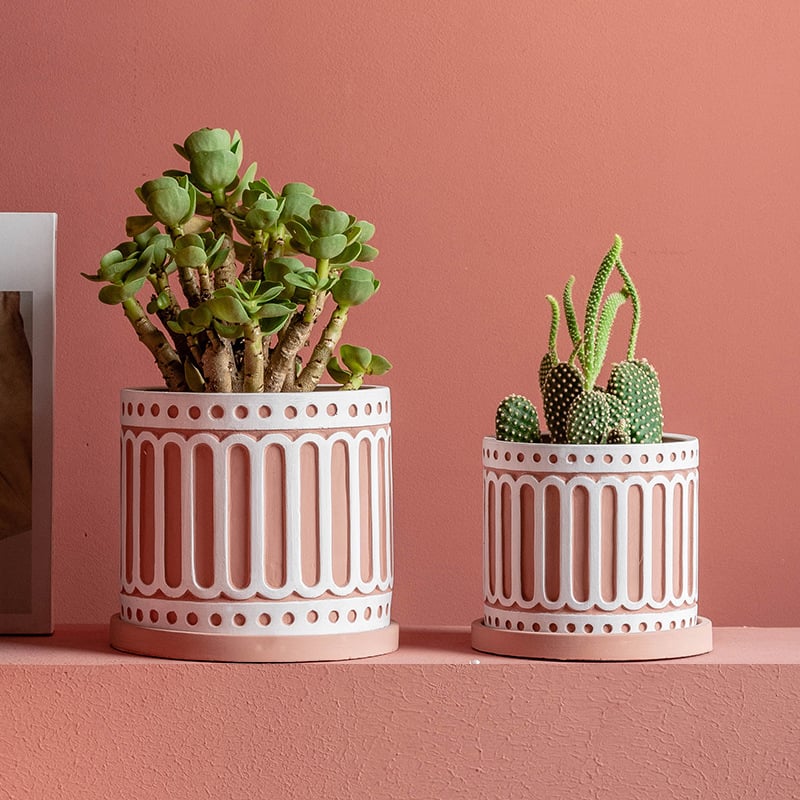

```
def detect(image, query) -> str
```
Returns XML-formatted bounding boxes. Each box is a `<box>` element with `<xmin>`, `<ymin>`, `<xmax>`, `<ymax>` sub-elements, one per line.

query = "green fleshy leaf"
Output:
<box><xmin>229</xmin><ymin>161</ymin><xmax>258</xmax><ymax>205</ymax></box>
<box><xmin>309</xmin><ymin>233</ymin><xmax>347</xmax><ymax>260</ymax></box>
<box><xmin>255</xmin><ymin>302</ymin><xmax>292</xmax><ymax>319</ymax></box>
<box><xmin>326</xmin><ymin>357</ymin><xmax>351</xmax><ymax>385</ymax></box>
<box><xmin>139</xmin><ymin>176</ymin><xmax>192</xmax><ymax>228</ymax></box>
<box><xmin>171</xmin><ymin>245</ymin><xmax>207</xmax><ymax>268</ymax></box>
<box><xmin>340</xmin><ymin>344</ymin><xmax>372</xmax><ymax>374</ymax></box>
<box><xmin>190</xmin><ymin>149</ymin><xmax>239</xmax><ymax>193</ymax></box>
<box><xmin>98</xmin><ymin>284</ymin><xmax>127</xmax><ymax>305</ymax></box>
<box><xmin>126</xmin><ymin>215</ymin><xmax>157</xmax><ymax>237</ymax></box>
<box><xmin>368</xmin><ymin>354</ymin><xmax>392</xmax><ymax>375</ymax></box>
<box><xmin>284</xmin><ymin>220</ymin><xmax>313</xmax><ymax>249</ymax></box>
<box><xmin>282</xmin><ymin>271</ymin><xmax>317</xmax><ymax>291</ymax></box>
<box><xmin>206</xmin><ymin>295</ymin><xmax>250</xmax><ymax>324</ymax></box>
<box><xmin>184</xmin><ymin>359</ymin><xmax>205</xmax><ymax>392</ymax></box>
<box><xmin>309</xmin><ymin>205</ymin><xmax>350</xmax><ymax>236</ymax></box>
<box><xmin>99</xmin><ymin>256</ymin><xmax>138</xmax><ymax>283</ymax></box>
<box><xmin>281</xmin><ymin>182</ymin><xmax>315</xmax><ymax>196</ymax></box>
<box><xmin>213</xmin><ymin>320</ymin><xmax>245</xmax><ymax>338</ymax></box>
<box><xmin>183</xmin><ymin>128</ymin><xmax>232</xmax><ymax>157</ymax></box>
<box><xmin>356</xmin><ymin>244</ymin><xmax>378</xmax><ymax>263</ymax></box>
<box><xmin>331</xmin><ymin>241</ymin><xmax>362</xmax><ymax>265</ymax></box>
<box><xmin>280</xmin><ymin>192</ymin><xmax>319</xmax><ymax>222</ymax></box>
<box><xmin>355</xmin><ymin>220</ymin><xmax>375</xmax><ymax>243</ymax></box>
<box><xmin>330</xmin><ymin>266</ymin><xmax>378</xmax><ymax>307</ymax></box>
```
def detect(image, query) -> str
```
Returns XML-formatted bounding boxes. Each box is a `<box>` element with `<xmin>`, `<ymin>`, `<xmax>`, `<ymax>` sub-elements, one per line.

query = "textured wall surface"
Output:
<box><xmin>1</xmin><ymin>2</ymin><xmax>799</xmax><ymax>628</ymax></box>
<box><xmin>2</xmin><ymin>628</ymin><xmax>800</xmax><ymax>799</ymax></box>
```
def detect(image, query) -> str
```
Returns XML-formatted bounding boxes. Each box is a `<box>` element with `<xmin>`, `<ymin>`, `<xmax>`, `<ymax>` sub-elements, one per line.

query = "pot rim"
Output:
<box><xmin>120</xmin><ymin>385</ymin><xmax>391</xmax><ymax>431</ymax></box>
<box><xmin>121</xmin><ymin>383</ymin><xmax>388</xmax><ymax>398</ymax></box>
<box><xmin>483</xmin><ymin>432</ymin><xmax>699</xmax><ymax>473</ymax></box>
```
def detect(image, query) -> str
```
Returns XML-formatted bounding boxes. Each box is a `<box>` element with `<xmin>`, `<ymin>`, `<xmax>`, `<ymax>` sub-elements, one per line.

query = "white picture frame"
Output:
<box><xmin>0</xmin><ymin>213</ymin><xmax>55</xmax><ymax>634</ymax></box>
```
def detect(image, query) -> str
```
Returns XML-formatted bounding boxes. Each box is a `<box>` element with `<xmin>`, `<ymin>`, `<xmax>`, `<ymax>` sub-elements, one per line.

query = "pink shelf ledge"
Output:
<box><xmin>2</xmin><ymin>624</ymin><xmax>800</xmax><ymax>664</ymax></box>
<box><xmin>3</xmin><ymin>625</ymin><xmax>800</xmax><ymax>799</ymax></box>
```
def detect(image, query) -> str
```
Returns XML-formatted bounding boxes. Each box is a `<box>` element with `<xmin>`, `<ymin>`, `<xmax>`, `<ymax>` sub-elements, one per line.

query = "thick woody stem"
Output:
<box><xmin>200</xmin><ymin>330</ymin><xmax>234</xmax><ymax>392</ymax></box>
<box><xmin>213</xmin><ymin>237</ymin><xmax>237</xmax><ymax>290</ymax></box>
<box><xmin>242</xmin><ymin>321</ymin><xmax>264</xmax><ymax>392</ymax></box>
<box><xmin>211</xmin><ymin>210</ymin><xmax>237</xmax><ymax>289</ymax></box>
<box><xmin>148</xmin><ymin>275</ymin><xmax>191</xmax><ymax>364</ymax></box>
<box><xmin>177</xmin><ymin>267</ymin><xmax>201</xmax><ymax>307</ymax></box>
<box><xmin>197</xmin><ymin>264</ymin><xmax>214</xmax><ymax>301</ymax></box>
<box><xmin>296</xmin><ymin>305</ymin><xmax>348</xmax><ymax>391</ymax></box>
<box><xmin>121</xmin><ymin>297</ymin><xmax>186</xmax><ymax>391</ymax></box>
<box><xmin>264</xmin><ymin>314</ymin><xmax>314</xmax><ymax>392</ymax></box>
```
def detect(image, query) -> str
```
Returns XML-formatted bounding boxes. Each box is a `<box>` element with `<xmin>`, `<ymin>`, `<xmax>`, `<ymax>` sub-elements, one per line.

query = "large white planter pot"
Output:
<box><xmin>109</xmin><ymin>386</ymin><xmax>398</xmax><ymax>661</ymax></box>
<box><xmin>471</xmin><ymin>434</ymin><xmax>712</xmax><ymax>661</ymax></box>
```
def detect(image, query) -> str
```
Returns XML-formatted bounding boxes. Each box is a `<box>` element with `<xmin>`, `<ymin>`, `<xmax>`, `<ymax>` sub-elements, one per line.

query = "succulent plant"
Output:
<box><xmin>495</xmin><ymin>394</ymin><xmax>542</xmax><ymax>443</ymax></box>
<box><xmin>84</xmin><ymin>127</ymin><xmax>390</xmax><ymax>393</ymax></box>
<box><xmin>494</xmin><ymin>235</ymin><xmax>664</xmax><ymax>445</ymax></box>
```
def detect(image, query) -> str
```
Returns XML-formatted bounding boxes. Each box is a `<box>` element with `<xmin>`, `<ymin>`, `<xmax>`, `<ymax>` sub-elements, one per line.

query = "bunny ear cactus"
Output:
<box><xmin>496</xmin><ymin>235</ymin><xmax>664</xmax><ymax>446</ymax></box>
<box><xmin>84</xmin><ymin>127</ymin><xmax>389</xmax><ymax>393</ymax></box>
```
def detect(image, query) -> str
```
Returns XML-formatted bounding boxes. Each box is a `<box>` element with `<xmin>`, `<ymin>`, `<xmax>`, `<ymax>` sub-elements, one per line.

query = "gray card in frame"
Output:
<box><xmin>0</xmin><ymin>213</ymin><xmax>55</xmax><ymax>634</ymax></box>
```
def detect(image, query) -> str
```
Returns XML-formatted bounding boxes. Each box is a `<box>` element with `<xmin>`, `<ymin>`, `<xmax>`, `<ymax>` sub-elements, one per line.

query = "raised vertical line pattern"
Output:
<box><xmin>587</xmin><ymin>481</ymin><xmax>601</xmax><ymax>607</ymax></box>
<box><xmin>299</xmin><ymin>441</ymin><xmax>320</xmax><ymax>590</ymax></box>
<box><xmin>484</xmin><ymin>475</ymin><xmax>494</xmax><ymax>600</ymax></box>
<box><xmin>615</xmin><ymin>481</ymin><xmax>629</xmax><ymax>606</ymax></box>
<box><xmin>122</xmin><ymin>437</ymin><xmax>133</xmax><ymax>588</ymax></box>
<box><xmin>519</xmin><ymin>482</ymin><xmax>535</xmax><ymax>604</ymax></box>
<box><xmin>192</xmin><ymin>443</ymin><xmax>215</xmax><ymax>590</ymax></box>
<box><xmin>316</xmin><ymin>436</ymin><xmax>334</xmax><ymax>590</ymax></box>
<box><xmin>369</xmin><ymin>434</ymin><xmax>382</xmax><ymax>590</ymax></box>
<box><xmin>246</xmin><ymin>442</ymin><xmax>264</xmax><ymax>594</ymax></box>
<box><xmin>212</xmin><ymin>442</ymin><xmax>228</xmax><ymax>592</ymax></box>
<box><xmin>130</xmin><ymin>437</ymin><xmax>142</xmax><ymax>589</ymax></box>
<box><xmin>493</xmin><ymin>478</ymin><xmax>503</xmax><ymax>602</ymax></box>
<box><xmin>152</xmin><ymin>439</ymin><xmax>165</xmax><ymax>589</ymax></box>
<box><xmin>663</xmin><ymin>479</ymin><xmax>675</xmax><ymax>605</ymax></box>
<box><xmin>691</xmin><ymin>474</ymin><xmax>699</xmax><ymax>601</ymax></box>
<box><xmin>284</xmin><ymin>441</ymin><xmax>303</xmax><ymax>591</ymax></box>
<box><xmin>378</xmin><ymin>435</ymin><xmax>389</xmax><ymax>585</ymax></box>
<box><xmin>500</xmin><ymin>482</ymin><xmax>512</xmax><ymax>600</ymax></box>
<box><xmin>347</xmin><ymin>436</ymin><xmax>362</xmax><ymax>593</ymax></box>
<box><xmin>641</xmin><ymin>481</ymin><xmax>653</xmax><ymax>605</ymax></box>
<box><xmin>533</xmin><ymin>481</ymin><xmax>546</xmax><ymax>606</ymax></box>
<box><xmin>509</xmin><ymin>482</ymin><xmax>521</xmax><ymax>602</ymax></box>
<box><xmin>180</xmin><ymin>439</ymin><xmax>196</xmax><ymax>596</ymax></box>
<box><xmin>384</xmin><ymin>433</ymin><xmax>394</xmax><ymax>584</ymax></box>
<box><xmin>681</xmin><ymin>475</ymin><xmax>690</xmax><ymax>604</ymax></box>
<box><xmin>558</xmin><ymin>483</ymin><xmax>572</xmax><ymax>606</ymax></box>
<box><xmin>226</xmin><ymin>444</ymin><xmax>251</xmax><ymax>593</ymax></box>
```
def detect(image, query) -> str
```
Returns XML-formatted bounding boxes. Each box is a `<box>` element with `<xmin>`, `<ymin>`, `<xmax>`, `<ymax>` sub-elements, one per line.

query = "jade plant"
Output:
<box><xmin>495</xmin><ymin>235</ymin><xmax>663</xmax><ymax>445</ymax></box>
<box><xmin>84</xmin><ymin>127</ymin><xmax>390</xmax><ymax>393</ymax></box>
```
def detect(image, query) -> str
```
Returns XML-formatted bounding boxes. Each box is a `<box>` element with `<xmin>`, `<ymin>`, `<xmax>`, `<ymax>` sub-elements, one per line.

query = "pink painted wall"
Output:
<box><xmin>2</xmin><ymin>1</ymin><xmax>799</xmax><ymax>627</ymax></box>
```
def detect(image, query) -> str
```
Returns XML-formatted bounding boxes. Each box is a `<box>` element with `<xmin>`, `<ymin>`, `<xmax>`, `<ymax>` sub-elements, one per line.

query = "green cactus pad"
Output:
<box><xmin>495</xmin><ymin>394</ymin><xmax>542</xmax><ymax>443</ymax></box>
<box><xmin>607</xmin><ymin>359</ymin><xmax>663</xmax><ymax>443</ymax></box>
<box><xmin>604</xmin><ymin>391</ymin><xmax>628</xmax><ymax>434</ymax></box>
<box><xmin>538</xmin><ymin>351</ymin><xmax>559</xmax><ymax>394</ymax></box>
<box><xmin>606</xmin><ymin>418</ymin><xmax>632</xmax><ymax>445</ymax></box>
<box><xmin>566</xmin><ymin>390</ymin><xmax>611</xmax><ymax>444</ymax></box>
<box><xmin>542</xmin><ymin>361</ymin><xmax>584</xmax><ymax>444</ymax></box>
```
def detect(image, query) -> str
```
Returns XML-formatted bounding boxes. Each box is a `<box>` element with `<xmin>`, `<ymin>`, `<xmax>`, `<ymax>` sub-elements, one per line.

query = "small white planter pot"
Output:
<box><xmin>110</xmin><ymin>385</ymin><xmax>397</xmax><ymax>662</ymax></box>
<box><xmin>471</xmin><ymin>434</ymin><xmax>712</xmax><ymax>661</ymax></box>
